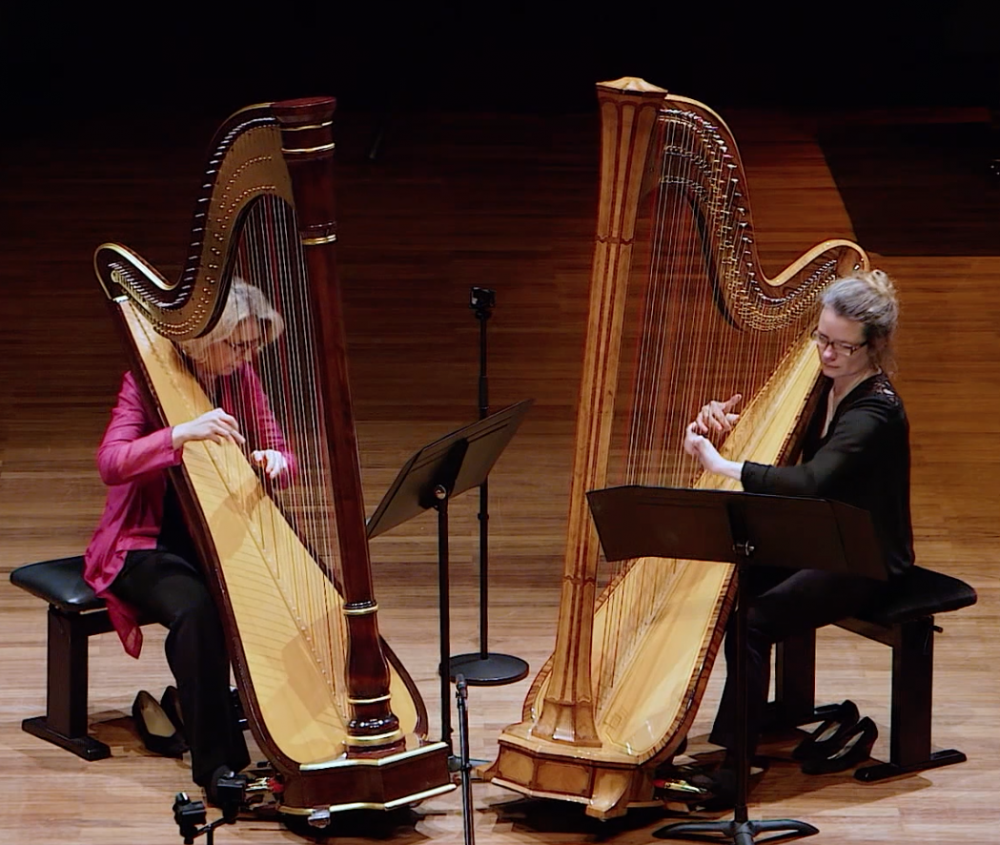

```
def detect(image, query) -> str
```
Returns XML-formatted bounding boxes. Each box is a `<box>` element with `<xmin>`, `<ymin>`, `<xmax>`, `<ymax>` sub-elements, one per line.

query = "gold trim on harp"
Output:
<box><xmin>301</xmin><ymin>232</ymin><xmax>338</xmax><ymax>245</ymax></box>
<box><xmin>348</xmin><ymin>693</ymin><xmax>392</xmax><ymax>705</ymax></box>
<box><xmin>280</xmin><ymin>785</ymin><xmax>456</xmax><ymax>814</ymax></box>
<box><xmin>280</xmin><ymin>121</ymin><xmax>334</xmax><ymax>132</ymax></box>
<box><xmin>343</xmin><ymin>603</ymin><xmax>378</xmax><ymax>616</ymax></box>
<box><xmin>281</xmin><ymin>142</ymin><xmax>336</xmax><ymax>154</ymax></box>
<box><xmin>344</xmin><ymin>729</ymin><xmax>404</xmax><ymax>746</ymax></box>
<box><xmin>300</xmin><ymin>741</ymin><xmax>450</xmax><ymax>771</ymax></box>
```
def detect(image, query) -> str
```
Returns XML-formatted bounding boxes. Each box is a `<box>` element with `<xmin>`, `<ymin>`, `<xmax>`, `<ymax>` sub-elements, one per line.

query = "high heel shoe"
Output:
<box><xmin>801</xmin><ymin>716</ymin><xmax>877</xmax><ymax>775</ymax></box>
<box><xmin>160</xmin><ymin>685</ymin><xmax>185</xmax><ymax>735</ymax></box>
<box><xmin>793</xmin><ymin>699</ymin><xmax>860</xmax><ymax>761</ymax></box>
<box><xmin>132</xmin><ymin>689</ymin><xmax>188</xmax><ymax>758</ymax></box>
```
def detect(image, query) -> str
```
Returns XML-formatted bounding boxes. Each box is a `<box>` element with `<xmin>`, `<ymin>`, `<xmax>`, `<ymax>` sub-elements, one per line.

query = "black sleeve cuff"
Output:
<box><xmin>741</xmin><ymin>461</ymin><xmax>769</xmax><ymax>493</ymax></box>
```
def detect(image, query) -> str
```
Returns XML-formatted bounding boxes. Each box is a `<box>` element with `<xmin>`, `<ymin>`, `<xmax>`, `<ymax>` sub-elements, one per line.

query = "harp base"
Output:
<box><xmin>280</xmin><ymin>740</ymin><xmax>456</xmax><ymax>815</ymax></box>
<box><xmin>484</xmin><ymin>736</ymin><xmax>658</xmax><ymax>819</ymax></box>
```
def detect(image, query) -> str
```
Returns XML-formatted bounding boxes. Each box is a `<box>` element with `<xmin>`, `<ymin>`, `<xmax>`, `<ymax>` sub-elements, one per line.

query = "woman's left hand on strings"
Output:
<box><xmin>252</xmin><ymin>449</ymin><xmax>289</xmax><ymax>480</ymax></box>
<box><xmin>684</xmin><ymin>422</ymin><xmax>743</xmax><ymax>480</ymax></box>
<box><xmin>685</xmin><ymin>422</ymin><xmax>718</xmax><ymax>467</ymax></box>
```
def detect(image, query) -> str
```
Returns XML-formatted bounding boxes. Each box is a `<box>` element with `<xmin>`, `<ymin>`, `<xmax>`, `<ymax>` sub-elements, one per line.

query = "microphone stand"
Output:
<box><xmin>454</xmin><ymin>675</ymin><xmax>476</xmax><ymax>845</ymax></box>
<box><xmin>449</xmin><ymin>287</ymin><xmax>529</xmax><ymax>687</ymax></box>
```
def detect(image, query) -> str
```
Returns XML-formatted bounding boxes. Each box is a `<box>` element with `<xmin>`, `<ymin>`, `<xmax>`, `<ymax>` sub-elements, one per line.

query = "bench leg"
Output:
<box><xmin>770</xmin><ymin>629</ymin><xmax>842</xmax><ymax>730</ymax></box>
<box><xmin>22</xmin><ymin>606</ymin><xmax>110</xmax><ymax>761</ymax></box>
<box><xmin>772</xmin><ymin>629</ymin><xmax>817</xmax><ymax>727</ymax></box>
<box><xmin>855</xmin><ymin>616</ymin><xmax>966</xmax><ymax>781</ymax></box>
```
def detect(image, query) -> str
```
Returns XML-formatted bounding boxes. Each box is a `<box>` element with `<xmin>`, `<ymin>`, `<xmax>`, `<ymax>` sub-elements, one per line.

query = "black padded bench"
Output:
<box><xmin>10</xmin><ymin>555</ymin><xmax>153</xmax><ymax>761</ymax></box>
<box><xmin>771</xmin><ymin>564</ymin><xmax>977</xmax><ymax>781</ymax></box>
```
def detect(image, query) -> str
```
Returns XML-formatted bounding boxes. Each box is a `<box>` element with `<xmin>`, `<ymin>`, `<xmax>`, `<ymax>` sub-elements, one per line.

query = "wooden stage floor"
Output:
<box><xmin>0</xmin><ymin>105</ymin><xmax>997</xmax><ymax>844</ymax></box>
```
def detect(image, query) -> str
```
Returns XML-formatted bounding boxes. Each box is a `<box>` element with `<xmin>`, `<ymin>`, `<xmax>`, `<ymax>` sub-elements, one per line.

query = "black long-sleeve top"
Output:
<box><xmin>740</xmin><ymin>373</ymin><xmax>915</xmax><ymax>577</ymax></box>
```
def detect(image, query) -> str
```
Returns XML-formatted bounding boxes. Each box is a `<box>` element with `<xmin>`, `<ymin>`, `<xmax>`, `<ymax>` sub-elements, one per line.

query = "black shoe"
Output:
<box><xmin>793</xmin><ymin>700</ymin><xmax>860</xmax><ymax>761</ymax></box>
<box><xmin>132</xmin><ymin>689</ymin><xmax>188</xmax><ymax>758</ymax></box>
<box><xmin>160</xmin><ymin>685</ymin><xmax>186</xmax><ymax>736</ymax></box>
<box><xmin>690</xmin><ymin>767</ymin><xmax>739</xmax><ymax>811</ymax></box>
<box><xmin>652</xmin><ymin>735</ymin><xmax>690</xmax><ymax>780</ymax></box>
<box><xmin>801</xmin><ymin>716</ymin><xmax>877</xmax><ymax>775</ymax></box>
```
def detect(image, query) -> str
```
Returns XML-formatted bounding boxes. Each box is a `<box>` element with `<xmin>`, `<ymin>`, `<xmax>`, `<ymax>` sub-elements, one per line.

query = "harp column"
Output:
<box><xmin>274</xmin><ymin>98</ymin><xmax>402</xmax><ymax>749</ymax></box>
<box><xmin>533</xmin><ymin>79</ymin><xmax>668</xmax><ymax>745</ymax></box>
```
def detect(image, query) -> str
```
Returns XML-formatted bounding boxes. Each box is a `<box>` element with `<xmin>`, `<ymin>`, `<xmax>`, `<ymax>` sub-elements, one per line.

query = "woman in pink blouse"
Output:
<box><xmin>84</xmin><ymin>281</ymin><xmax>296</xmax><ymax>800</ymax></box>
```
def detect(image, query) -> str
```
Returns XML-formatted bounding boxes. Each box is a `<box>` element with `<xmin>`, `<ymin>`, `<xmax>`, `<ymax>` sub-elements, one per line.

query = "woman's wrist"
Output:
<box><xmin>706</xmin><ymin>451</ymin><xmax>743</xmax><ymax>480</ymax></box>
<box><xmin>171</xmin><ymin>423</ymin><xmax>188</xmax><ymax>450</ymax></box>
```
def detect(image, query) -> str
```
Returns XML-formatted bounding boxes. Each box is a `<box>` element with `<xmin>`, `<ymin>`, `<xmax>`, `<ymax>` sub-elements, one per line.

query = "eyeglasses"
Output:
<box><xmin>223</xmin><ymin>338</ymin><xmax>262</xmax><ymax>356</ymax></box>
<box><xmin>811</xmin><ymin>330</ymin><xmax>867</xmax><ymax>357</ymax></box>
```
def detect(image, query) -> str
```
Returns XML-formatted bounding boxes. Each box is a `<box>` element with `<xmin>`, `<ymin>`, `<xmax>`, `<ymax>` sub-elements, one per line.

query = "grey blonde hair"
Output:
<box><xmin>821</xmin><ymin>269</ymin><xmax>899</xmax><ymax>371</ymax></box>
<box><xmin>178</xmin><ymin>279</ymin><xmax>285</xmax><ymax>363</ymax></box>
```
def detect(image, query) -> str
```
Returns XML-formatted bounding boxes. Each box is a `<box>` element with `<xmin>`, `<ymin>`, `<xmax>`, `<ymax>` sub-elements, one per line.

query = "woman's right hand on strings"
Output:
<box><xmin>694</xmin><ymin>393</ymin><xmax>743</xmax><ymax>435</ymax></box>
<box><xmin>172</xmin><ymin>408</ymin><xmax>246</xmax><ymax>449</ymax></box>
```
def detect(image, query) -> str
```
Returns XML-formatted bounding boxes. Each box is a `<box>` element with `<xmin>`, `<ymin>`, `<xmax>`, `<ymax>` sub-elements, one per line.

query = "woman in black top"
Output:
<box><xmin>682</xmin><ymin>269</ymin><xmax>913</xmax><ymax>800</ymax></box>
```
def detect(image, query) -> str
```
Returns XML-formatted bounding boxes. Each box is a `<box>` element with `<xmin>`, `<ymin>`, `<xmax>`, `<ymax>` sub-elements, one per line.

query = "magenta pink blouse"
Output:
<box><xmin>84</xmin><ymin>368</ymin><xmax>296</xmax><ymax>657</ymax></box>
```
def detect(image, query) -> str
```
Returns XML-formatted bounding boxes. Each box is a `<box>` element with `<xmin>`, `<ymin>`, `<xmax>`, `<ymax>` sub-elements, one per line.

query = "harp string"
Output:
<box><xmin>591</xmin><ymin>106</ymin><xmax>830</xmax><ymax>713</ymax></box>
<box><xmin>222</xmin><ymin>195</ymin><xmax>350</xmax><ymax>718</ymax></box>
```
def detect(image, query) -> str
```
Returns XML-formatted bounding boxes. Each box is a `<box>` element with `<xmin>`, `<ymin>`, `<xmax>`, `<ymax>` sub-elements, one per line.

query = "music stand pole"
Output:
<box><xmin>586</xmin><ymin>485</ymin><xmax>888</xmax><ymax>845</ymax></box>
<box><xmin>651</xmin><ymin>507</ymin><xmax>816</xmax><ymax>844</ymax></box>
<box><xmin>434</xmin><ymin>483</ymin><xmax>454</xmax><ymax>748</ymax></box>
<box><xmin>449</xmin><ymin>288</ymin><xmax>529</xmax><ymax>686</ymax></box>
<box><xmin>366</xmin><ymin>401</ymin><xmax>533</xmax><ymax>751</ymax></box>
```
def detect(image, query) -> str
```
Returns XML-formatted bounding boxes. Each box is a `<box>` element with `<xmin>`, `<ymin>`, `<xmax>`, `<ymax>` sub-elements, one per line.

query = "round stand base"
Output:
<box><xmin>449</xmin><ymin>652</ymin><xmax>529</xmax><ymax>686</ymax></box>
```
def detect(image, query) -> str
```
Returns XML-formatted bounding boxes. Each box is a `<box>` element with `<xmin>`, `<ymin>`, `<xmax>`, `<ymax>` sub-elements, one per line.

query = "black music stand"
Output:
<box><xmin>367</xmin><ymin>399</ymin><xmax>533</xmax><ymax>749</ymax></box>
<box><xmin>585</xmin><ymin>485</ymin><xmax>888</xmax><ymax>845</ymax></box>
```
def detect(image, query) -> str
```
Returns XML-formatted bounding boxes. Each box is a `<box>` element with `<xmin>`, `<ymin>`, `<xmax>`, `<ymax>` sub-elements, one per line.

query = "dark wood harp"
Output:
<box><xmin>484</xmin><ymin>78</ymin><xmax>869</xmax><ymax>817</ymax></box>
<box><xmin>93</xmin><ymin>98</ymin><xmax>453</xmax><ymax>818</ymax></box>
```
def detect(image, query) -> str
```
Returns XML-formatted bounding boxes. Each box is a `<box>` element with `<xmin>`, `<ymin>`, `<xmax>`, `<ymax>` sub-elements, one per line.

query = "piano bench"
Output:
<box><xmin>771</xmin><ymin>564</ymin><xmax>977</xmax><ymax>781</ymax></box>
<box><xmin>10</xmin><ymin>555</ymin><xmax>152</xmax><ymax>761</ymax></box>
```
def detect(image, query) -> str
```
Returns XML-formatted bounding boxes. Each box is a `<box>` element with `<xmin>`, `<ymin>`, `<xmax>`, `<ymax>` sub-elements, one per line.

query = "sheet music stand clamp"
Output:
<box><xmin>586</xmin><ymin>485</ymin><xmax>888</xmax><ymax>845</ymax></box>
<box><xmin>367</xmin><ymin>400</ymin><xmax>533</xmax><ymax>751</ymax></box>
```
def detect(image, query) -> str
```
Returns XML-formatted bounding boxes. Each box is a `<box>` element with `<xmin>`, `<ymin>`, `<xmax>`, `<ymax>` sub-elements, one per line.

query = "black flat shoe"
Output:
<box><xmin>133</xmin><ymin>689</ymin><xmax>188</xmax><ymax>758</ymax></box>
<box><xmin>793</xmin><ymin>699</ymin><xmax>860</xmax><ymax>761</ymax></box>
<box><xmin>801</xmin><ymin>716</ymin><xmax>877</xmax><ymax>775</ymax></box>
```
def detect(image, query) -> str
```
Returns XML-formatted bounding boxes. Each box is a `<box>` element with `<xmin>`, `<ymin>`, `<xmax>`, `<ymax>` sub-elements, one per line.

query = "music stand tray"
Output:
<box><xmin>586</xmin><ymin>485</ymin><xmax>887</xmax><ymax>845</ymax></box>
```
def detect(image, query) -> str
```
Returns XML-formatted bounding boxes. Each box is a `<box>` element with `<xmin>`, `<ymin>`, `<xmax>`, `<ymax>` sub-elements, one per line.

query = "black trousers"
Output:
<box><xmin>111</xmin><ymin>547</ymin><xmax>250</xmax><ymax>786</ymax></box>
<box><xmin>709</xmin><ymin>566</ymin><xmax>886</xmax><ymax>756</ymax></box>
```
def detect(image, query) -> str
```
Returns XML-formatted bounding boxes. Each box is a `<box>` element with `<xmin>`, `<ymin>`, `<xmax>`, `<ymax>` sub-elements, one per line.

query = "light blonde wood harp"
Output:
<box><xmin>93</xmin><ymin>98</ymin><xmax>453</xmax><ymax>819</ymax></box>
<box><xmin>485</xmin><ymin>78</ymin><xmax>868</xmax><ymax>817</ymax></box>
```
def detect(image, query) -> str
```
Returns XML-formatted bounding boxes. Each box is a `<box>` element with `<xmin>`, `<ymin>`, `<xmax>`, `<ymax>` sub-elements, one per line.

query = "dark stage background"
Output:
<box><xmin>4</xmin><ymin>5</ymin><xmax>999</xmax><ymax>123</ymax></box>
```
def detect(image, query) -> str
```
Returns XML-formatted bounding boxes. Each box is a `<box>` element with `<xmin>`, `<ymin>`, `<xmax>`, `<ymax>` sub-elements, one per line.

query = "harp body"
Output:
<box><xmin>94</xmin><ymin>99</ymin><xmax>453</xmax><ymax>815</ymax></box>
<box><xmin>485</xmin><ymin>78</ymin><xmax>868</xmax><ymax>818</ymax></box>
